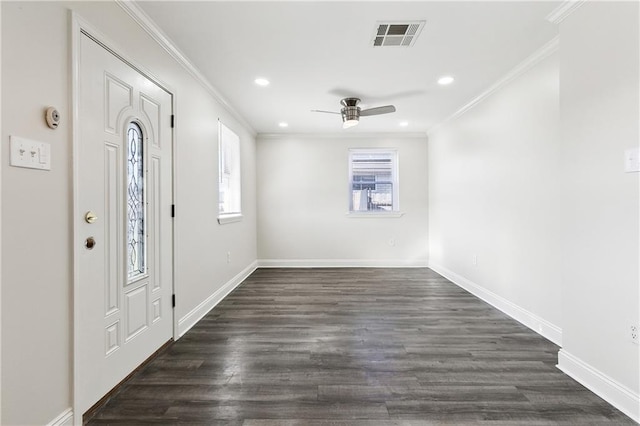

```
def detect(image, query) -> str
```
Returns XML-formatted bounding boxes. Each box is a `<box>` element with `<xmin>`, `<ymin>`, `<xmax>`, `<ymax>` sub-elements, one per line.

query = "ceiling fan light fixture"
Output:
<box><xmin>341</xmin><ymin>101</ymin><xmax>361</xmax><ymax>129</ymax></box>
<box><xmin>343</xmin><ymin>119</ymin><xmax>359</xmax><ymax>129</ymax></box>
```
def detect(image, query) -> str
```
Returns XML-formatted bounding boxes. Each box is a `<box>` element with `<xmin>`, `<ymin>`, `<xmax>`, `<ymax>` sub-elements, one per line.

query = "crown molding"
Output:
<box><xmin>258</xmin><ymin>132</ymin><xmax>428</xmax><ymax>140</ymax></box>
<box><xmin>115</xmin><ymin>0</ymin><xmax>257</xmax><ymax>137</ymax></box>
<box><xmin>546</xmin><ymin>1</ymin><xmax>586</xmax><ymax>24</ymax></box>
<box><xmin>428</xmin><ymin>35</ymin><xmax>559</xmax><ymax>135</ymax></box>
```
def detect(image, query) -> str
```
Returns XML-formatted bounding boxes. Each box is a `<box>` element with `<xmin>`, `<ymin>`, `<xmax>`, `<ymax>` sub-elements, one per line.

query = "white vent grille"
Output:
<box><xmin>372</xmin><ymin>21</ymin><xmax>425</xmax><ymax>48</ymax></box>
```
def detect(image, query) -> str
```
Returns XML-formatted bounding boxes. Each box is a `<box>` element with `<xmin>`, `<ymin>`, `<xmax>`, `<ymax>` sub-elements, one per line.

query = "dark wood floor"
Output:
<box><xmin>87</xmin><ymin>268</ymin><xmax>634</xmax><ymax>425</ymax></box>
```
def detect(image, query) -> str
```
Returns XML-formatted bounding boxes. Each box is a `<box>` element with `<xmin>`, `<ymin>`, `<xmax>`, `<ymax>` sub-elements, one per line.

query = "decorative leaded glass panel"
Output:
<box><xmin>127</xmin><ymin>122</ymin><xmax>145</xmax><ymax>279</ymax></box>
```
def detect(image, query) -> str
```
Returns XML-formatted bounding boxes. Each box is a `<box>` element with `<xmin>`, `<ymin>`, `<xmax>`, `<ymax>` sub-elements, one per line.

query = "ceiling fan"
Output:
<box><xmin>312</xmin><ymin>98</ymin><xmax>396</xmax><ymax>129</ymax></box>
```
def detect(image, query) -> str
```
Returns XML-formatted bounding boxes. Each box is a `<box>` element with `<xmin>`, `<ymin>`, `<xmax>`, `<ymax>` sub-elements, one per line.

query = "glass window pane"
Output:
<box><xmin>127</xmin><ymin>122</ymin><xmax>145</xmax><ymax>279</ymax></box>
<box><xmin>349</xmin><ymin>150</ymin><xmax>398</xmax><ymax>212</ymax></box>
<box><xmin>352</xmin><ymin>183</ymin><xmax>393</xmax><ymax>211</ymax></box>
<box><xmin>218</xmin><ymin>122</ymin><xmax>241</xmax><ymax>215</ymax></box>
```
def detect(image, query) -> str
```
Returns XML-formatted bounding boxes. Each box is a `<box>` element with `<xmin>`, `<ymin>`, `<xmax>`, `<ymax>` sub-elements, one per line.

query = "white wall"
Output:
<box><xmin>172</xmin><ymin>78</ymin><xmax>258</xmax><ymax>333</ymax></box>
<box><xmin>429</xmin><ymin>2</ymin><xmax>640</xmax><ymax>419</ymax></box>
<box><xmin>1</xmin><ymin>2</ymin><xmax>257</xmax><ymax>424</ymax></box>
<box><xmin>557</xmin><ymin>1</ymin><xmax>639</xmax><ymax>419</ymax></box>
<box><xmin>257</xmin><ymin>135</ymin><xmax>428</xmax><ymax>267</ymax></box>
<box><xmin>2</xmin><ymin>4</ymin><xmax>73</xmax><ymax>424</ymax></box>
<box><xmin>428</xmin><ymin>52</ymin><xmax>562</xmax><ymax>339</ymax></box>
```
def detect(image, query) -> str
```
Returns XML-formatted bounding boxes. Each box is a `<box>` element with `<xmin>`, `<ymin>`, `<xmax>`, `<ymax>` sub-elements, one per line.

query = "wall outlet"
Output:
<box><xmin>631</xmin><ymin>325</ymin><xmax>639</xmax><ymax>344</ymax></box>
<box><xmin>226</xmin><ymin>251</ymin><xmax>231</xmax><ymax>264</ymax></box>
<box><xmin>472</xmin><ymin>254</ymin><xmax>478</xmax><ymax>266</ymax></box>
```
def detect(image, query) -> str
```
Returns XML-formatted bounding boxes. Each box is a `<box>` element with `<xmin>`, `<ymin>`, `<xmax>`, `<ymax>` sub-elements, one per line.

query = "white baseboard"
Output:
<box><xmin>558</xmin><ymin>349</ymin><xmax>639</xmax><ymax>423</ymax></box>
<box><xmin>428</xmin><ymin>263</ymin><xmax>562</xmax><ymax>346</ymax></box>
<box><xmin>47</xmin><ymin>408</ymin><xmax>73</xmax><ymax>426</ymax></box>
<box><xmin>258</xmin><ymin>258</ymin><xmax>429</xmax><ymax>268</ymax></box>
<box><xmin>177</xmin><ymin>260</ymin><xmax>258</xmax><ymax>337</ymax></box>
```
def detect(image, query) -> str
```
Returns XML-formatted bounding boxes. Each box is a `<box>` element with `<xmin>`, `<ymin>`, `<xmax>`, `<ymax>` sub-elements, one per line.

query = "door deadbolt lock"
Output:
<box><xmin>85</xmin><ymin>211</ymin><xmax>98</xmax><ymax>224</ymax></box>
<box><xmin>85</xmin><ymin>237</ymin><xmax>96</xmax><ymax>250</ymax></box>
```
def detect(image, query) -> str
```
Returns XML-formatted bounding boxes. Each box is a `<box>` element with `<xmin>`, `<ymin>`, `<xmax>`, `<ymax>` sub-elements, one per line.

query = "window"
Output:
<box><xmin>218</xmin><ymin>121</ymin><xmax>242</xmax><ymax>222</ymax></box>
<box><xmin>349</xmin><ymin>149</ymin><xmax>399</xmax><ymax>213</ymax></box>
<box><xmin>126</xmin><ymin>122</ymin><xmax>145</xmax><ymax>279</ymax></box>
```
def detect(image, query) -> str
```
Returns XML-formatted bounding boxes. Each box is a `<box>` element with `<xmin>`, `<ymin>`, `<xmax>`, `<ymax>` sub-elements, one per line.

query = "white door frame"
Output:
<box><xmin>71</xmin><ymin>12</ymin><xmax>178</xmax><ymax>424</ymax></box>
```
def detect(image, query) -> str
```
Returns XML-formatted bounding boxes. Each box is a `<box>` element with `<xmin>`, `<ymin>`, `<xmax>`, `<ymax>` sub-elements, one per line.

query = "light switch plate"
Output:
<box><xmin>10</xmin><ymin>135</ymin><xmax>51</xmax><ymax>170</ymax></box>
<box><xmin>624</xmin><ymin>147</ymin><xmax>640</xmax><ymax>173</ymax></box>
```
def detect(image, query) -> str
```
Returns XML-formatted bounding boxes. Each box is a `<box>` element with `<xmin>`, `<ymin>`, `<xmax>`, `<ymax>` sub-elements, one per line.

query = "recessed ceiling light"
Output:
<box><xmin>278</xmin><ymin>122</ymin><xmax>288</xmax><ymax>128</ymax></box>
<box><xmin>399</xmin><ymin>121</ymin><xmax>409</xmax><ymax>127</ymax></box>
<box><xmin>254</xmin><ymin>78</ymin><xmax>270</xmax><ymax>86</ymax></box>
<box><xmin>438</xmin><ymin>76</ymin><xmax>454</xmax><ymax>85</ymax></box>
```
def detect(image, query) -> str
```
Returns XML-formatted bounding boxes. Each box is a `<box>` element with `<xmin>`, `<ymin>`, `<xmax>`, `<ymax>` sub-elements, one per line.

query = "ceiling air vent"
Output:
<box><xmin>372</xmin><ymin>21</ymin><xmax>425</xmax><ymax>48</ymax></box>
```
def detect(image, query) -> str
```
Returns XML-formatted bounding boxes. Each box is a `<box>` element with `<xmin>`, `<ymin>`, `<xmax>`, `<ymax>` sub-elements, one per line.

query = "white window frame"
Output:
<box><xmin>217</xmin><ymin>121</ymin><xmax>242</xmax><ymax>224</ymax></box>
<box><xmin>347</xmin><ymin>148</ymin><xmax>402</xmax><ymax>217</ymax></box>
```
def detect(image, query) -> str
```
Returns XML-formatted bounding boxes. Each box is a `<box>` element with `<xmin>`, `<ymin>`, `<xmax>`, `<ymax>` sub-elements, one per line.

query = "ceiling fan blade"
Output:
<box><xmin>360</xmin><ymin>105</ymin><xmax>396</xmax><ymax>116</ymax></box>
<box><xmin>311</xmin><ymin>109</ymin><xmax>341</xmax><ymax>115</ymax></box>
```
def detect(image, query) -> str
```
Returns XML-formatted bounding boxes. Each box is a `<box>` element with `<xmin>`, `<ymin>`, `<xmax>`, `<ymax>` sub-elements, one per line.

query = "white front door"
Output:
<box><xmin>77</xmin><ymin>32</ymin><xmax>173</xmax><ymax>414</ymax></box>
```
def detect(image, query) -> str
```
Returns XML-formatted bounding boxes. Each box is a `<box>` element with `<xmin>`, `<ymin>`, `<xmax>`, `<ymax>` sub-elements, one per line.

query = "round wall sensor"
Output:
<box><xmin>45</xmin><ymin>106</ymin><xmax>60</xmax><ymax>129</ymax></box>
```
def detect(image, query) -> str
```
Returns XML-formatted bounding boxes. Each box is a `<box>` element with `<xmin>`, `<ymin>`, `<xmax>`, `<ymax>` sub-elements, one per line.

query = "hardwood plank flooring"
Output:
<box><xmin>87</xmin><ymin>268</ymin><xmax>634</xmax><ymax>425</ymax></box>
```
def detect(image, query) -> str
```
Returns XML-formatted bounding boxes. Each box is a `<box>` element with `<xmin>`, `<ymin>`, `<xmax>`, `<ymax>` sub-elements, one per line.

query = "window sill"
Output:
<box><xmin>346</xmin><ymin>211</ymin><xmax>404</xmax><ymax>218</ymax></box>
<box><xmin>217</xmin><ymin>214</ymin><xmax>243</xmax><ymax>225</ymax></box>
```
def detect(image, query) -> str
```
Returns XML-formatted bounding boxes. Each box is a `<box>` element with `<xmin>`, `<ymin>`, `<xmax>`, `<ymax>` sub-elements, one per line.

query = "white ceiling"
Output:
<box><xmin>137</xmin><ymin>1</ymin><xmax>561</xmax><ymax>135</ymax></box>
